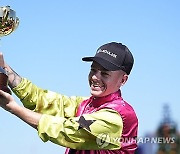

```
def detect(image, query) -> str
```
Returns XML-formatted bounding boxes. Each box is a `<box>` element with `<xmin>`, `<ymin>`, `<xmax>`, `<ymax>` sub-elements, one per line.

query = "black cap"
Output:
<box><xmin>82</xmin><ymin>42</ymin><xmax>134</xmax><ymax>75</ymax></box>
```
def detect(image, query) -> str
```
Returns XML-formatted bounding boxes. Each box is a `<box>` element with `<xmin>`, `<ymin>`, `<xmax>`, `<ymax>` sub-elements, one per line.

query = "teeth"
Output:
<box><xmin>91</xmin><ymin>81</ymin><xmax>102</xmax><ymax>87</ymax></box>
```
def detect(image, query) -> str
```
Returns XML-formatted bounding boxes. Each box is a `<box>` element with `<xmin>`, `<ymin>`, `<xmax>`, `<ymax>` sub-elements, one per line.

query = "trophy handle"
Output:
<box><xmin>13</xmin><ymin>17</ymin><xmax>19</xmax><ymax>31</ymax></box>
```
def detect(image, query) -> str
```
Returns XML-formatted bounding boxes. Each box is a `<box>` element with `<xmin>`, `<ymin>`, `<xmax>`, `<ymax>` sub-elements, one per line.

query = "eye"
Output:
<box><xmin>101</xmin><ymin>71</ymin><xmax>110</xmax><ymax>76</ymax></box>
<box><xmin>90</xmin><ymin>68</ymin><xmax>96</xmax><ymax>73</ymax></box>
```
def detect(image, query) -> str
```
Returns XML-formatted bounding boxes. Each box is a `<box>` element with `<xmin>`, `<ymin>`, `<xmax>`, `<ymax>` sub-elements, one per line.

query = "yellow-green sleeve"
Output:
<box><xmin>12</xmin><ymin>78</ymin><xmax>85</xmax><ymax>117</ymax></box>
<box><xmin>38</xmin><ymin>108</ymin><xmax>123</xmax><ymax>150</ymax></box>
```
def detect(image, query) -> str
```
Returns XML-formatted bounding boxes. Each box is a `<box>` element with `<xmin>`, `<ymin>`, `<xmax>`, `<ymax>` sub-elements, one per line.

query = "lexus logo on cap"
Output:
<box><xmin>97</xmin><ymin>49</ymin><xmax>117</xmax><ymax>58</ymax></box>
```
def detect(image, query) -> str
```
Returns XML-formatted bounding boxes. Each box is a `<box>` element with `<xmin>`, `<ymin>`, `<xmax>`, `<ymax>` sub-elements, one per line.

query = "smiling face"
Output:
<box><xmin>88</xmin><ymin>61</ymin><xmax>128</xmax><ymax>97</ymax></box>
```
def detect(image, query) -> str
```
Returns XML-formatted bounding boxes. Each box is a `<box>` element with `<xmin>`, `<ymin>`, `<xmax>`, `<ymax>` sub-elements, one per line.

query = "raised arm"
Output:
<box><xmin>0</xmin><ymin>53</ymin><xmax>84</xmax><ymax>117</ymax></box>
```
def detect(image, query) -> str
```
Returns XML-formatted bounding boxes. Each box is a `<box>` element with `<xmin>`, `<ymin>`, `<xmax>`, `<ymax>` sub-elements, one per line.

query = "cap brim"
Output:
<box><xmin>82</xmin><ymin>57</ymin><xmax>121</xmax><ymax>71</ymax></box>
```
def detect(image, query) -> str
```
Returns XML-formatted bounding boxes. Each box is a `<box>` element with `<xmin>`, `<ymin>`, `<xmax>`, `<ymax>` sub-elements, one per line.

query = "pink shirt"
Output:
<box><xmin>65</xmin><ymin>90</ymin><xmax>138</xmax><ymax>154</ymax></box>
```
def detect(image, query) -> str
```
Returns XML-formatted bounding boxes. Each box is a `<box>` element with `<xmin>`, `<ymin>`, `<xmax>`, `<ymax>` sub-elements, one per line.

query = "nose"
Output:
<box><xmin>91</xmin><ymin>70</ymin><xmax>101</xmax><ymax>80</ymax></box>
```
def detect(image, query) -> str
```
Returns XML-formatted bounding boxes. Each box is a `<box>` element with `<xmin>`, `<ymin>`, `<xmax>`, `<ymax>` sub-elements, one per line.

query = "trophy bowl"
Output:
<box><xmin>0</xmin><ymin>6</ymin><xmax>19</xmax><ymax>37</ymax></box>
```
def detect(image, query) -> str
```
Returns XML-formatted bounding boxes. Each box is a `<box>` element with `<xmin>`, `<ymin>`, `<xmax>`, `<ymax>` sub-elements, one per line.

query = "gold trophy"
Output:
<box><xmin>0</xmin><ymin>6</ymin><xmax>19</xmax><ymax>94</ymax></box>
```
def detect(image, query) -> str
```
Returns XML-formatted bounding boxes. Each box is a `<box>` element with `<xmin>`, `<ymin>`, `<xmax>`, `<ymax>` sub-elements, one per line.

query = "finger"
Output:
<box><xmin>0</xmin><ymin>89</ymin><xmax>9</xmax><ymax>97</ymax></box>
<box><xmin>0</xmin><ymin>52</ymin><xmax>5</xmax><ymax>67</ymax></box>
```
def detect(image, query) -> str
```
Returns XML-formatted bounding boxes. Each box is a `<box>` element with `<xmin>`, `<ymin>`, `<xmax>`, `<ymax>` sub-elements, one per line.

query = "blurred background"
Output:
<box><xmin>0</xmin><ymin>0</ymin><xmax>179</xmax><ymax>154</ymax></box>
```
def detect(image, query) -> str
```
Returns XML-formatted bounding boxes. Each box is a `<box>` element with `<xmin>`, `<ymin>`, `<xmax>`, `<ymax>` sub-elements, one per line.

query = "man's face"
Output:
<box><xmin>88</xmin><ymin>61</ymin><xmax>127</xmax><ymax>97</ymax></box>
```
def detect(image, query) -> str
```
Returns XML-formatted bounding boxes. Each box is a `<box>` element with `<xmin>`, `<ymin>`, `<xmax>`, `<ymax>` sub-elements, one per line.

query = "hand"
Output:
<box><xmin>0</xmin><ymin>52</ymin><xmax>22</xmax><ymax>89</ymax></box>
<box><xmin>0</xmin><ymin>90</ymin><xmax>17</xmax><ymax>113</ymax></box>
<box><xmin>0</xmin><ymin>90</ymin><xmax>41</xmax><ymax>129</ymax></box>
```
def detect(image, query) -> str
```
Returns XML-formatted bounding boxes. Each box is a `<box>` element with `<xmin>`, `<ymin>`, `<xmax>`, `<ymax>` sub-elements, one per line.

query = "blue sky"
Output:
<box><xmin>0</xmin><ymin>0</ymin><xmax>180</xmax><ymax>153</ymax></box>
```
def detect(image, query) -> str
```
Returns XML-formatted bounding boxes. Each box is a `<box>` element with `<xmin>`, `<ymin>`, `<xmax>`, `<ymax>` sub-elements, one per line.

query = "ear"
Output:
<box><xmin>121</xmin><ymin>74</ymin><xmax>128</xmax><ymax>86</ymax></box>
